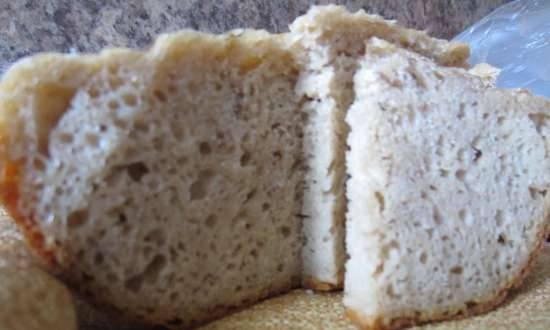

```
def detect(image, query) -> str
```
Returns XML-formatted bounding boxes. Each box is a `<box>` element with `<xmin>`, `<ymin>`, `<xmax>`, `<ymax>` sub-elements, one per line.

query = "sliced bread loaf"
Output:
<box><xmin>0</xmin><ymin>31</ymin><xmax>306</xmax><ymax>328</ymax></box>
<box><xmin>344</xmin><ymin>38</ymin><xmax>550</xmax><ymax>329</ymax></box>
<box><xmin>290</xmin><ymin>5</ymin><xmax>470</xmax><ymax>290</ymax></box>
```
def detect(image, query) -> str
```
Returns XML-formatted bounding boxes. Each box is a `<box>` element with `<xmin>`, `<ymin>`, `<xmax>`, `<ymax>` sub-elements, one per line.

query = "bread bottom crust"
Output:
<box><xmin>302</xmin><ymin>274</ymin><xmax>343</xmax><ymax>291</ymax></box>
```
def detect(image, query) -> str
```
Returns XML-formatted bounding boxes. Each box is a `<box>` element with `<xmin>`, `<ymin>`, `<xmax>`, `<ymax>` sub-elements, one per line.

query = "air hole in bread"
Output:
<box><xmin>433</xmin><ymin>206</ymin><xmax>442</xmax><ymax>225</ymax></box>
<box><xmin>32</xmin><ymin>157</ymin><xmax>45</xmax><ymax>171</ymax></box>
<box><xmin>457</xmin><ymin>103</ymin><xmax>465</xmax><ymax>119</ymax></box>
<box><xmin>386</xmin><ymin>284</ymin><xmax>401</xmax><ymax>299</ymax></box>
<box><xmin>458</xmin><ymin>209</ymin><xmax>466</xmax><ymax>222</ymax></box>
<box><xmin>419</xmin><ymin>252</ymin><xmax>428</xmax><ymax>264</ymax></box>
<box><xmin>153</xmin><ymin>89</ymin><xmax>167</xmax><ymax>103</ymax></box>
<box><xmin>374</xmin><ymin>191</ymin><xmax>385</xmax><ymax>212</ymax></box>
<box><xmin>199</xmin><ymin>142</ymin><xmax>212</xmax><ymax>155</ymax></box>
<box><xmin>189</xmin><ymin>170</ymin><xmax>215</xmax><ymax>200</ymax></box>
<box><xmin>261</xmin><ymin>203</ymin><xmax>270</xmax><ymax>211</ymax></box>
<box><xmin>407</xmin><ymin>111</ymin><xmax>415</xmax><ymax>123</ymax></box>
<box><xmin>144</xmin><ymin>228</ymin><xmax>165</xmax><ymax>247</ymax></box>
<box><xmin>231</xmin><ymin>210</ymin><xmax>247</xmax><ymax>226</ymax></box>
<box><xmin>240</xmin><ymin>151</ymin><xmax>251</xmax><ymax>166</ymax></box>
<box><xmin>273</xmin><ymin>150</ymin><xmax>282</xmax><ymax>160</ymax></box>
<box><xmin>123</xmin><ymin>255</ymin><xmax>167</xmax><ymax>292</ymax></box>
<box><xmin>528</xmin><ymin>113</ymin><xmax>549</xmax><ymax>133</ymax></box>
<box><xmin>232</xmin><ymin>244</ymin><xmax>243</xmax><ymax>257</ymax></box>
<box><xmin>88</xmin><ymin>87</ymin><xmax>99</xmax><ymax>98</ymax></box>
<box><xmin>426</xmin><ymin>228</ymin><xmax>434</xmax><ymax>239</ymax></box>
<box><xmin>58</xmin><ymin>132</ymin><xmax>74</xmax><ymax>144</ymax></box>
<box><xmin>108</xmin><ymin>76</ymin><xmax>124</xmax><ymax>90</ymax></box>
<box><xmin>279</xmin><ymin>226</ymin><xmax>291</xmax><ymax>238</ymax></box>
<box><xmin>450</xmin><ymin>266</ymin><xmax>463</xmax><ymax>274</ymax></box>
<box><xmin>122</xmin><ymin>93</ymin><xmax>138</xmax><ymax>107</ymax></box>
<box><xmin>134</xmin><ymin>120</ymin><xmax>148</xmax><ymax>133</ymax></box>
<box><xmin>528</xmin><ymin>186</ymin><xmax>547</xmax><ymax>200</ymax></box>
<box><xmin>497</xmin><ymin>233</ymin><xmax>507</xmax><ymax>245</ymax></box>
<box><xmin>123</xmin><ymin>162</ymin><xmax>149</xmax><ymax>182</ymax></box>
<box><xmin>455</xmin><ymin>169</ymin><xmax>466</xmax><ymax>181</ymax></box>
<box><xmin>457</xmin><ymin>148</ymin><xmax>466</xmax><ymax>162</ymax></box>
<box><xmin>85</xmin><ymin>133</ymin><xmax>100</xmax><ymax>147</ymax></box>
<box><xmin>67</xmin><ymin>209</ymin><xmax>89</xmax><ymax>229</ymax></box>
<box><xmin>108</xmin><ymin>99</ymin><xmax>119</xmax><ymax>110</ymax></box>
<box><xmin>495</xmin><ymin>209</ymin><xmax>504</xmax><ymax>226</ymax></box>
<box><xmin>205</xmin><ymin>215</ymin><xmax>217</xmax><ymax>228</ymax></box>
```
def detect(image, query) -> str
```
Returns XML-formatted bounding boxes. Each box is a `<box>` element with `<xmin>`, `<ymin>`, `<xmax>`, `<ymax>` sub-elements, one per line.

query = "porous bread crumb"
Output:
<box><xmin>344</xmin><ymin>38</ymin><xmax>550</xmax><ymax>329</ymax></box>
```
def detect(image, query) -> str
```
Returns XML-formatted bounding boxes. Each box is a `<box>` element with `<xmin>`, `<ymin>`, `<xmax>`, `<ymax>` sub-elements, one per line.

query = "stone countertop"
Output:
<box><xmin>1</xmin><ymin>0</ymin><xmax>511</xmax><ymax>69</ymax></box>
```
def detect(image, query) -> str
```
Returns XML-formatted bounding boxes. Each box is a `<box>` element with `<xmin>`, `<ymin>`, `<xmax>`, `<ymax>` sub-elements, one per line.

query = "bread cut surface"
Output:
<box><xmin>290</xmin><ymin>5</ymin><xmax>470</xmax><ymax>289</ymax></box>
<box><xmin>344</xmin><ymin>38</ymin><xmax>550</xmax><ymax>329</ymax></box>
<box><xmin>0</xmin><ymin>31</ymin><xmax>306</xmax><ymax>328</ymax></box>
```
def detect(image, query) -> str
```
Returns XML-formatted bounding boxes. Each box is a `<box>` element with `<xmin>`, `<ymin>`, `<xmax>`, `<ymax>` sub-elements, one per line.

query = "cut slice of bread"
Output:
<box><xmin>344</xmin><ymin>38</ymin><xmax>550</xmax><ymax>330</ymax></box>
<box><xmin>0</xmin><ymin>31</ymin><xmax>306</xmax><ymax>328</ymax></box>
<box><xmin>290</xmin><ymin>5</ymin><xmax>470</xmax><ymax>290</ymax></box>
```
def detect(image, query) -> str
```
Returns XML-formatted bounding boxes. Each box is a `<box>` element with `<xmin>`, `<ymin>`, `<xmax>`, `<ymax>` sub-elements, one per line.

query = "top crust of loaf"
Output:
<box><xmin>290</xmin><ymin>5</ymin><xmax>470</xmax><ymax>68</ymax></box>
<box><xmin>344</xmin><ymin>38</ymin><xmax>550</xmax><ymax>330</ymax></box>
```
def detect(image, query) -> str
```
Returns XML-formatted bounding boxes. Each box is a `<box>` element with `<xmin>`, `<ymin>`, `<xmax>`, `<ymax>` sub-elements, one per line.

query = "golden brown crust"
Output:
<box><xmin>0</xmin><ymin>159</ymin><xmax>57</xmax><ymax>267</ymax></box>
<box><xmin>345</xmin><ymin>219</ymin><xmax>550</xmax><ymax>330</ymax></box>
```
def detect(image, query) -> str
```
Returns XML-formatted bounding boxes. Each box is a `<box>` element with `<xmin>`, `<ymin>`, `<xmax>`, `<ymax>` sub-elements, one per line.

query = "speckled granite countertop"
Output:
<box><xmin>0</xmin><ymin>0</ymin><xmax>511</xmax><ymax>69</ymax></box>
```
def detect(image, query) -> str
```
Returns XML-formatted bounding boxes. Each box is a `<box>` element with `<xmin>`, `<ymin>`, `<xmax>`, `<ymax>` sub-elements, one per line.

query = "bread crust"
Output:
<box><xmin>0</xmin><ymin>161</ymin><xmax>57</xmax><ymax>267</ymax></box>
<box><xmin>345</xmin><ymin>219</ymin><xmax>550</xmax><ymax>330</ymax></box>
<box><xmin>302</xmin><ymin>274</ymin><xmax>344</xmax><ymax>291</ymax></box>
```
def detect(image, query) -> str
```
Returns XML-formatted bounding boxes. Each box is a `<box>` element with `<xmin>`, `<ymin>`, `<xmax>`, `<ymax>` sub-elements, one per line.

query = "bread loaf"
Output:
<box><xmin>344</xmin><ymin>38</ymin><xmax>550</xmax><ymax>329</ymax></box>
<box><xmin>290</xmin><ymin>5</ymin><xmax>469</xmax><ymax>289</ymax></box>
<box><xmin>0</xmin><ymin>31</ymin><xmax>305</xmax><ymax>328</ymax></box>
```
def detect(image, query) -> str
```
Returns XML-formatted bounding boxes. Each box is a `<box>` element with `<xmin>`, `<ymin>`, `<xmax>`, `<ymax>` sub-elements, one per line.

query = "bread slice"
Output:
<box><xmin>289</xmin><ymin>5</ymin><xmax>470</xmax><ymax>290</ymax></box>
<box><xmin>344</xmin><ymin>38</ymin><xmax>550</xmax><ymax>329</ymax></box>
<box><xmin>0</xmin><ymin>31</ymin><xmax>306</xmax><ymax>328</ymax></box>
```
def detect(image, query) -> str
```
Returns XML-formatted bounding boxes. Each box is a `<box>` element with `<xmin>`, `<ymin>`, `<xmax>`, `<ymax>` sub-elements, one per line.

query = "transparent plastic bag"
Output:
<box><xmin>453</xmin><ymin>0</ymin><xmax>550</xmax><ymax>98</ymax></box>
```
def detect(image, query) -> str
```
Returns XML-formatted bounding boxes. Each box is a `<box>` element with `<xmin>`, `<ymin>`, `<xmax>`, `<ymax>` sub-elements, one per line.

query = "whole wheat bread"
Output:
<box><xmin>0</xmin><ymin>31</ymin><xmax>306</xmax><ymax>328</ymax></box>
<box><xmin>344</xmin><ymin>38</ymin><xmax>550</xmax><ymax>330</ymax></box>
<box><xmin>290</xmin><ymin>5</ymin><xmax>469</xmax><ymax>289</ymax></box>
